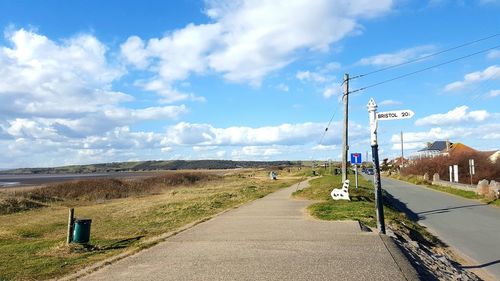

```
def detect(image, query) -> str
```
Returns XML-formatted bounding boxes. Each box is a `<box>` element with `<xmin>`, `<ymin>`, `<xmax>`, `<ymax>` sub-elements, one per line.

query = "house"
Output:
<box><xmin>392</xmin><ymin>156</ymin><xmax>408</xmax><ymax>167</ymax></box>
<box><xmin>487</xmin><ymin>150</ymin><xmax>500</xmax><ymax>163</ymax></box>
<box><xmin>410</xmin><ymin>140</ymin><xmax>498</xmax><ymax>163</ymax></box>
<box><xmin>411</xmin><ymin>140</ymin><xmax>452</xmax><ymax>159</ymax></box>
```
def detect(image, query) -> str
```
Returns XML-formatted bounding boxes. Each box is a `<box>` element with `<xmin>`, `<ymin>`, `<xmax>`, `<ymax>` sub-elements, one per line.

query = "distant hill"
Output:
<box><xmin>1</xmin><ymin>160</ymin><xmax>300</xmax><ymax>174</ymax></box>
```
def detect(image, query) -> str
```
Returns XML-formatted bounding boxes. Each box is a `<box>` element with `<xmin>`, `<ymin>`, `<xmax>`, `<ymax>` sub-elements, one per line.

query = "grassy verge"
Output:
<box><xmin>292</xmin><ymin>174</ymin><xmax>441</xmax><ymax>245</ymax></box>
<box><xmin>0</xmin><ymin>169</ymin><xmax>303</xmax><ymax>280</ymax></box>
<box><xmin>490</xmin><ymin>199</ymin><xmax>500</xmax><ymax>206</ymax></box>
<box><xmin>387</xmin><ymin>173</ymin><xmax>499</xmax><ymax>205</ymax></box>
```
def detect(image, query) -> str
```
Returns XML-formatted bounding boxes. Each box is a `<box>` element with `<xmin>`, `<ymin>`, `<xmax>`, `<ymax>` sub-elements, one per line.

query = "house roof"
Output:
<box><xmin>418</xmin><ymin>141</ymin><xmax>450</xmax><ymax>152</ymax></box>
<box><xmin>448</xmin><ymin>142</ymin><xmax>476</xmax><ymax>154</ymax></box>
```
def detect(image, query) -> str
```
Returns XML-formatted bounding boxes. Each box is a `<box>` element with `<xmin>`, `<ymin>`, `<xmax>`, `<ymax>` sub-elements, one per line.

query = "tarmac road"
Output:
<box><xmin>380</xmin><ymin>176</ymin><xmax>500</xmax><ymax>281</ymax></box>
<box><xmin>74</xmin><ymin>179</ymin><xmax>416</xmax><ymax>281</ymax></box>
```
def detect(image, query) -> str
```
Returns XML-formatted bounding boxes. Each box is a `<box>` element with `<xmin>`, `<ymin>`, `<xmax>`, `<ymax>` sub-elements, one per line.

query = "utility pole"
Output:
<box><xmin>341</xmin><ymin>73</ymin><xmax>349</xmax><ymax>182</ymax></box>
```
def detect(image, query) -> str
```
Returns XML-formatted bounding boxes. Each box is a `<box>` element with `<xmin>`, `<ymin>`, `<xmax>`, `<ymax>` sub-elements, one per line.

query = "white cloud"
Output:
<box><xmin>322</xmin><ymin>62</ymin><xmax>342</xmax><ymax>71</ymax></box>
<box><xmin>104</xmin><ymin>105</ymin><xmax>188</xmax><ymax>122</ymax></box>
<box><xmin>296</xmin><ymin>71</ymin><xmax>328</xmax><ymax>83</ymax></box>
<box><xmin>0</xmin><ymin>28</ymin><xmax>193</xmax><ymax>168</ymax></box>
<box><xmin>390</xmin><ymin>142</ymin><xmax>425</xmax><ymax>151</ymax></box>
<box><xmin>379</xmin><ymin>99</ymin><xmax>402</xmax><ymax>106</ymax></box>
<box><xmin>323</xmin><ymin>83</ymin><xmax>342</xmax><ymax>98</ymax></box>
<box><xmin>444</xmin><ymin>65</ymin><xmax>500</xmax><ymax>91</ymax></box>
<box><xmin>483</xmin><ymin>132</ymin><xmax>500</xmax><ymax>140</ymax></box>
<box><xmin>121</xmin><ymin>23</ymin><xmax>221</xmax><ymax>102</ymax></box>
<box><xmin>192</xmin><ymin>146</ymin><xmax>218</xmax><ymax>151</ymax></box>
<box><xmin>390</xmin><ymin>123</ymin><xmax>500</xmax><ymax>148</ymax></box>
<box><xmin>161</xmin><ymin>147</ymin><xmax>173</xmax><ymax>153</ymax></box>
<box><xmin>415</xmin><ymin>106</ymin><xmax>491</xmax><ymax>126</ymax></box>
<box><xmin>358</xmin><ymin>45</ymin><xmax>435</xmax><ymax>66</ymax></box>
<box><xmin>312</xmin><ymin>144</ymin><xmax>338</xmax><ymax>151</ymax></box>
<box><xmin>120</xmin><ymin>36</ymin><xmax>150</xmax><ymax>69</ymax></box>
<box><xmin>5</xmin><ymin>118</ymin><xmax>58</xmax><ymax>140</ymax></box>
<box><xmin>81</xmin><ymin>127</ymin><xmax>162</xmax><ymax>150</ymax></box>
<box><xmin>0</xmin><ymin>29</ymin><xmax>130</xmax><ymax>118</ymax></box>
<box><xmin>488</xmin><ymin>89</ymin><xmax>500</xmax><ymax>97</ymax></box>
<box><xmin>231</xmin><ymin>146</ymin><xmax>282</xmax><ymax>159</ymax></box>
<box><xmin>122</xmin><ymin>0</ymin><xmax>394</xmax><ymax>93</ymax></box>
<box><xmin>487</xmin><ymin>50</ymin><xmax>500</xmax><ymax>60</ymax></box>
<box><xmin>163</xmin><ymin>121</ymin><xmax>367</xmax><ymax>147</ymax></box>
<box><xmin>479</xmin><ymin>0</ymin><xmax>500</xmax><ymax>5</ymax></box>
<box><xmin>392</xmin><ymin>128</ymin><xmax>462</xmax><ymax>143</ymax></box>
<box><xmin>216</xmin><ymin>150</ymin><xmax>226</xmax><ymax>158</ymax></box>
<box><xmin>277</xmin><ymin>83</ymin><xmax>289</xmax><ymax>92</ymax></box>
<box><xmin>0</xmin><ymin>29</ymin><xmax>188</xmax><ymax>134</ymax></box>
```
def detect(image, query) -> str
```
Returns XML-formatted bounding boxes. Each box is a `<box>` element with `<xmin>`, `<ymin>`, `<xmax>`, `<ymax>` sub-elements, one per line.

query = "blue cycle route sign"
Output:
<box><xmin>350</xmin><ymin>153</ymin><xmax>362</xmax><ymax>164</ymax></box>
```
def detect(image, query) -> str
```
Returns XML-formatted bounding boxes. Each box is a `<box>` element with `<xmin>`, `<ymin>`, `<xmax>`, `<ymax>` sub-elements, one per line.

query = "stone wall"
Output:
<box><xmin>431</xmin><ymin>173</ymin><xmax>477</xmax><ymax>193</ymax></box>
<box><xmin>477</xmin><ymin>179</ymin><xmax>500</xmax><ymax>199</ymax></box>
<box><xmin>431</xmin><ymin>173</ymin><xmax>500</xmax><ymax>198</ymax></box>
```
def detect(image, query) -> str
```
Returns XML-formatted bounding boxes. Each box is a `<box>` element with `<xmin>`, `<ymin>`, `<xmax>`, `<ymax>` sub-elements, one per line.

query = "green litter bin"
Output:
<box><xmin>72</xmin><ymin>218</ymin><xmax>92</xmax><ymax>244</ymax></box>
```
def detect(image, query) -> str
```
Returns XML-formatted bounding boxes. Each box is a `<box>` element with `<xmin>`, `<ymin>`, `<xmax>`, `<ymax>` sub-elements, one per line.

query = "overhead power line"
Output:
<box><xmin>351</xmin><ymin>33</ymin><xmax>500</xmax><ymax>80</ymax></box>
<box><xmin>318</xmin><ymin>99</ymin><xmax>342</xmax><ymax>146</ymax></box>
<box><xmin>350</xmin><ymin>44</ymin><xmax>500</xmax><ymax>94</ymax></box>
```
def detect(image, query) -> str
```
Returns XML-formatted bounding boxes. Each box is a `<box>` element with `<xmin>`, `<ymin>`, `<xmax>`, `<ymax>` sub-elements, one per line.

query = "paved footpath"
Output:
<box><xmin>77</xmin><ymin>179</ymin><xmax>416</xmax><ymax>281</ymax></box>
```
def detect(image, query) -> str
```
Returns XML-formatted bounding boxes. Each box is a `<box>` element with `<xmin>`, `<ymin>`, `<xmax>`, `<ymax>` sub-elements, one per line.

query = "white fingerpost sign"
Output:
<box><xmin>377</xmin><ymin>110</ymin><xmax>415</xmax><ymax>121</ymax></box>
<box><xmin>367</xmin><ymin>99</ymin><xmax>416</xmax><ymax>234</ymax></box>
<box><xmin>367</xmin><ymin>98</ymin><xmax>385</xmax><ymax>234</ymax></box>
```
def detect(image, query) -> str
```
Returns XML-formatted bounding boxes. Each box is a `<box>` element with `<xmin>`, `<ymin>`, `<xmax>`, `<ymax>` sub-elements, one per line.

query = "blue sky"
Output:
<box><xmin>0</xmin><ymin>0</ymin><xmax>499</xmax><ymax>169</ymax></box>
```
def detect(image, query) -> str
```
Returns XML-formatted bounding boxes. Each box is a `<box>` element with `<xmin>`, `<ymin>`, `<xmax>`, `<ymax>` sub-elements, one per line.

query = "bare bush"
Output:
<box><xmin>23</xmin><ymin>172</ymin><xmax>220</xmax><ymax>202</ymax></box>
<box><xmin>0</xmin><ymin>196</ymin><xmax>45</xmax><ymax>215</ymax></box>
<box><xmin>403</xmin><ymin>151</ymin><xmax>500</xmax><ymax>184</ymax></box>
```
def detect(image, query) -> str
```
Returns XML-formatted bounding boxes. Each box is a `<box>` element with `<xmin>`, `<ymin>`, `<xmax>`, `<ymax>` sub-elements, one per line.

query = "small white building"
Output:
<box><xmin>489</xmin><ymin>151</ymin><xmax>500</xmax><ymax>163</ymax></box>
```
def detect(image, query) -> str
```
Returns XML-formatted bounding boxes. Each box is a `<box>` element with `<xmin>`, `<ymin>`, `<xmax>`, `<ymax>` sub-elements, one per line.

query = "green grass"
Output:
<box><xmin>293</xmin><ymin>173</ymin><xmax>442</xmax><ymax>246</ymax></box>
<box><xmin>388</xmin><ymin>174</ymin><xmax>485</xmax><ymax>200</ymax></box>
<box><xmin>0</xmin><ymin>170</ymin><xmax>303</xmax><ymax>280</ymax></box>
<box><xmin>426</xmin><ymin>184</ymin><xmax>481</xmax><ymax>199</ymax></box>
<box><xmin>489</xmin><ymin>199</ymin><xmax>500</xmax><ymax>206</ymax></box>
<box><xmin>293</xmin><ymin>174</ymin><xmax>378</xmax><ymax>226</ymax></box>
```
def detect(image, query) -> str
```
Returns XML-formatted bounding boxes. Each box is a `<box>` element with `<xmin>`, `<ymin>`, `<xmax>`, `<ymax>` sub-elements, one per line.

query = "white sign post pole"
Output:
<box><xmin>355</xmin><ymin>164</ymin><xmax>358</xmax><ymax>189</ymax></box>
<box><xmin>453</xmin><ymin>164</ymin><xmax>459</xmax><ymax>183</ymax></box>
<box><xmin>367</xmin><ymin>98</ymin><xmax>385</xmax><ymax>234</ymax></box>
<box><xmin>469</xmin><ymin>159</ymin><xmax>475</xmax><ymax>186</ymax></box>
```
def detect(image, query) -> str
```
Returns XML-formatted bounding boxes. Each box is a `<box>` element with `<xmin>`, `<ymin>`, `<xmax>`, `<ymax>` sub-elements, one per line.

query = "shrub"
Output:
<box><xmin>403</xmin><ymin>151</ymin><xmax>500</xmax><ymax>184</ymax></box>
<box><xmin>0</xmin><ymin>196</ymin><xmax>45</xmax><ymax>215</ymax></box>
<box><xmin>23</xmin><ymin>172</ymin><xmax>220</xmax><ymax>202</ymax></box>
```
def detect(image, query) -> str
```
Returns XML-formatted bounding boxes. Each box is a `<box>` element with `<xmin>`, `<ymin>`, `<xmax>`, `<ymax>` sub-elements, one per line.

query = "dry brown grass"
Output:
<box><xmin>0</xmin><ymin>169</ymin><xmax>303</xmax><ymax>280</ymax></box>
<box><xmin>23</xmin><ymin>172</ymin><xmax>220</xmax><ymax>202</ymax></box>
<box><xmin>0</xmin><ymin>194</ymin><xmax>45</xmax><ymax>215</ymax></box>
<box><xmin>0</xmin><ymin>172</ymin><xmax>221</xmax><ymax>215</ymax></box>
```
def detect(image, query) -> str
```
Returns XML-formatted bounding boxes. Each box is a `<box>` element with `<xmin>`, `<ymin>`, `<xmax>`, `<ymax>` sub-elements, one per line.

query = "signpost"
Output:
<box><xmin>367</xmin><ymin>98</ymin><xmax>415</xmax><ymax>234</ymax></box>
<box><xmin>351</xmin><ymin>153</ymin><xmax>362</xmax><ymax>189</ymax></box>
<box><xmin>377</xmin><ymin>110</ymin><xmax>415</xmax><ymax>121</ymax></box>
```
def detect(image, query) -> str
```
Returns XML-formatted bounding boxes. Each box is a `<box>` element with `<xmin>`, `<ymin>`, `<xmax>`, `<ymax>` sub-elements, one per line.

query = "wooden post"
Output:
<box><xmin>341</xmin><ymin>73</ymin><xmax>349</xmax><ymax>182</ymax></box>
<box><xmin>67</xmin><ymin>208</ymin><xmax>74</xmax><ymax>245</ymax></box>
